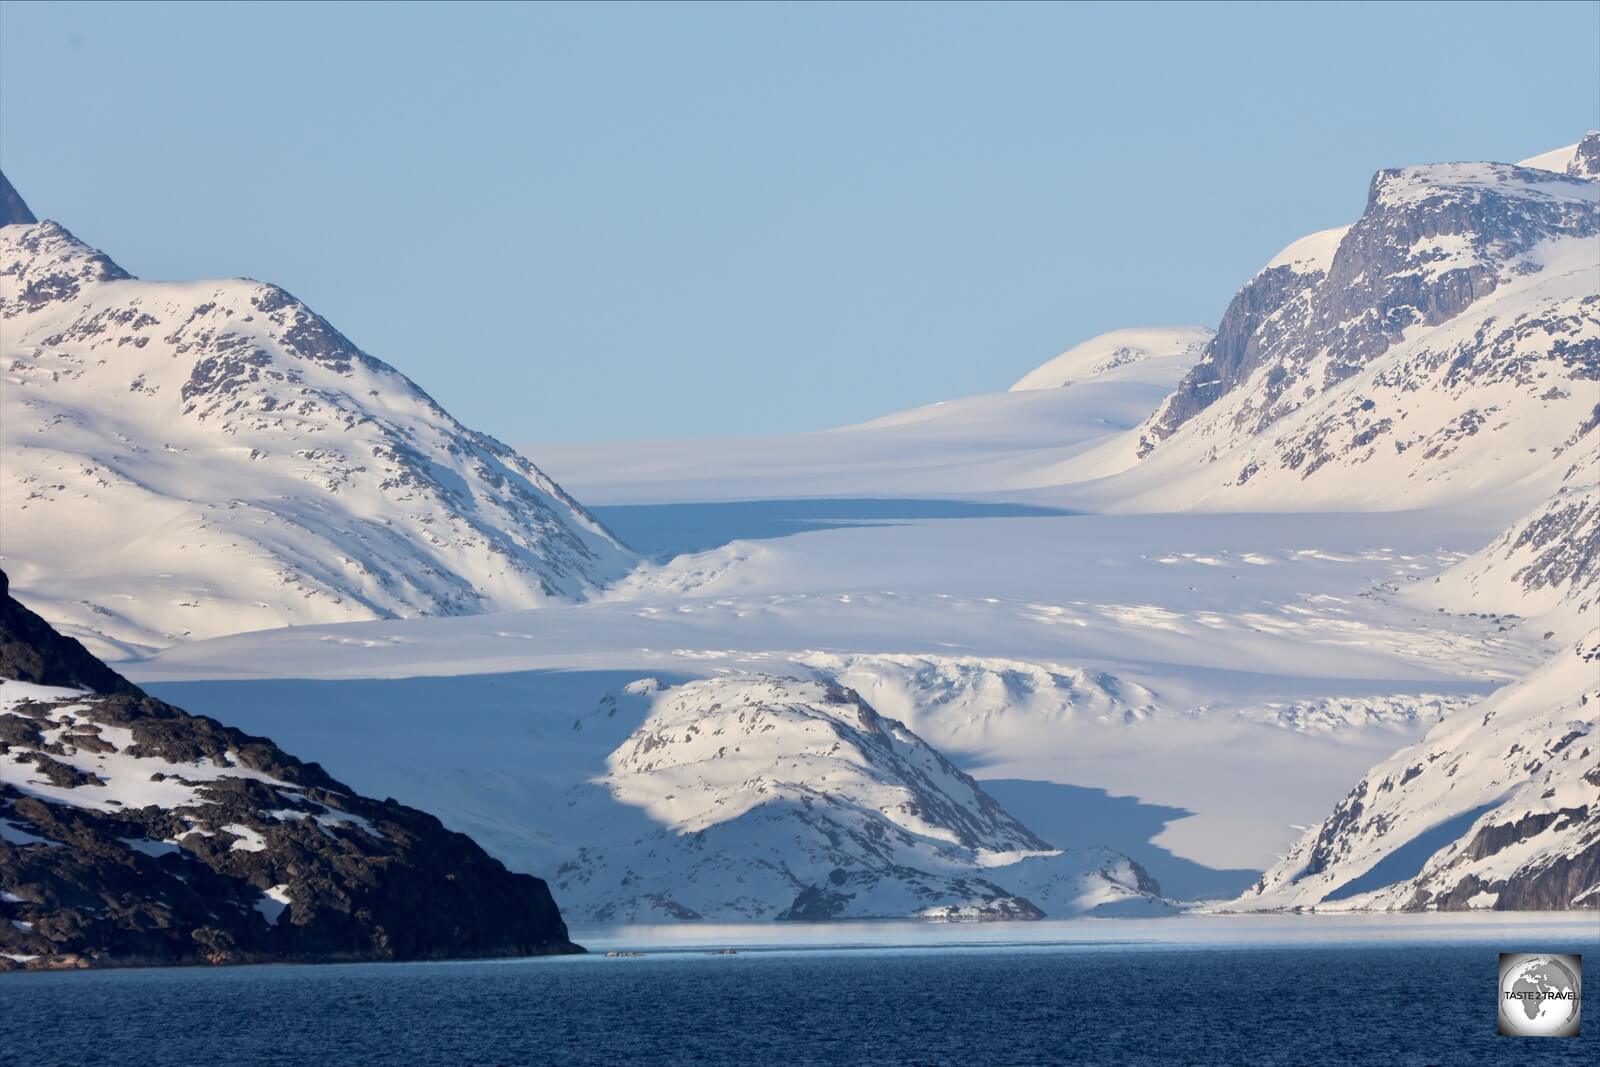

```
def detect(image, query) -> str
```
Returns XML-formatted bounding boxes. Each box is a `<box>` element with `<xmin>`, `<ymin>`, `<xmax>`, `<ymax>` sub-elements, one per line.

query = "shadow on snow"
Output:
<box><xmin>590</xmin><ymin>498</ymin><xmax>1076</xmax><ymax>560</ymax></box>
<box><xmin>980</xmin><ymin>779</ymin><xmax>1262</xmax><ymax>903</ymax></box>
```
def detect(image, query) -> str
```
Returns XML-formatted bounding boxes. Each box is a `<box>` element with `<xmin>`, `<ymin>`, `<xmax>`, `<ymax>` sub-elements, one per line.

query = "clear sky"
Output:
<box><xmin>2</xmin><ymin>1</ymin><xmax>1596</xmax><ymax>444</ymax></box>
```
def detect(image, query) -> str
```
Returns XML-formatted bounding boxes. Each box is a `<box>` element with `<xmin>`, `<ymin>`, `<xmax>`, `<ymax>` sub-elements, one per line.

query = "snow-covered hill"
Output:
<box><xmin>555</xmin><ymin>674</ymin><xmax>1165</xmax><ymax>921</ymax></box>
<box><xmin>1089</xmin><ymin>138</ymin><xmax>1599</xmax><ymax>513</ymax></box>
<box><xmin>1009</xmin><ymin>326</ymin><xmax>1213</xmax><ymax>392</ymax></box>
<box><xmin>1235</xmin><ymin>635</ymin><xmax>1598</xmax><ymax>912</ymax></box>
<box><xmin>0</xmin><ymin>176</ymin><xmax>632</xmax><ymax>656</ymax></box>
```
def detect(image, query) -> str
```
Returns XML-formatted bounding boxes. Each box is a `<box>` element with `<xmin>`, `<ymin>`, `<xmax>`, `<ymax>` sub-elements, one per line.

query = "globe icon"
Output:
<box><xmin>1500</xmin><ymin>955</ymin><xmax>1581</xmax><ymax>1037</ymax></box>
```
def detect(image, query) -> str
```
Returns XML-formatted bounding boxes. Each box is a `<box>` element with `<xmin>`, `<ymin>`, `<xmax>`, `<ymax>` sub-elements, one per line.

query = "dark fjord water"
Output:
<box><xmin>4</xmin><ymin>935</ymin><xmax>1596</xmax><ymax>1066</ymax></box>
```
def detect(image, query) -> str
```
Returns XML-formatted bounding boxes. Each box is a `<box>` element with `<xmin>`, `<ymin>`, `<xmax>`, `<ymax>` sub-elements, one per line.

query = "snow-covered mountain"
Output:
<box><xmin>553</xmin><ymin>674</ymin><xmax>1165</xmax><ymax>921</ymax></box>
<box><xmin>1064</xmin><ymin>136</ymin><xmax>1600</xmax><ymax>513</ymax></box>
<box><xmin>1133</xmin><ymin>137</ymin><xmax>1600</xmax><ymax>914</ymax></box>
<box><xmin>0</xmin><ymin>175</ymin><xmax>633</xmax><ymax>657</ymax></box>
<box><xmin>1009</xmin><ymin>326</ymin><xmax>1213</xmax><ymax>392</ymax></box>
<box><xmin>1235</xmin><ymin>635</ymin><xmax>1598</xmax><ymax>912</ymax></box>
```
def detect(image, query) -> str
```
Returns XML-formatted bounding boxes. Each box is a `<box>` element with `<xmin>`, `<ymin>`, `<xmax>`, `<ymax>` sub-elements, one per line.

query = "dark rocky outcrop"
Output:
<box><xmin>1403</xmin><ymin>805</ymin><xmax>1600</xmax><ymax>912</ymax></box>
<box><xmin>0</xmin><ymin>571</ymin><xmax>582</xmax><ymax>969</ymax></box>
<box><xmin>1567</xmin><ymin>131</ymin><xmax>1600</xmax><ymax>180</ymax></box>
<box><xmin>0</xmin><ymin>572</ymin><xmax>135</xmax><ymax>696</ymax></box>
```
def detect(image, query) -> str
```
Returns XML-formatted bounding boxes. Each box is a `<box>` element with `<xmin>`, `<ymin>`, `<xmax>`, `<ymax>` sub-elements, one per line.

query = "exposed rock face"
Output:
<box><xmin>0</xmin><ymin>171</ymin><xmax>34</xmax><ymax>227</ymax></box>
<box><xmin>0</xmin><ymin>571</ymin><xmax>581</xmax><ymax>969</ymax></box>
<box><xmin>1234</xmin><ymin>637</ymin><xmax>1598</xmax><ymax>913</ymax></box>
<box><xmin>1141</xmin><ymin>161</ymin><xmax>1599</xmax><ymax>454</ymax></box>
<box><xmin>0</xmin><ymin>573</ymin><xmax>135</xmax><ymax>697</ymax></box>
<box><xmin>1113</xmin><ymin>148</ymin><xmax>1598</xmax><ymax>515</ymax></box>
<box><xmin>1567</xmin><ymin>131</ymin><xmax>1600</xmax><ymax>179</ymax></box>
<box><xmin>0</xmin><ymin>178</ymin><xmax>633</xmax><ymax>657</ymax></box>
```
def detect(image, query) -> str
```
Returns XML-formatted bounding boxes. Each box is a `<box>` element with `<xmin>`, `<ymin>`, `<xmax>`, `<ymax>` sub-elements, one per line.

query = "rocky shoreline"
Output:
<box><xmin>0</xmin><ymin>570</ymin><xmax>583</xmax><ymax>970</ymax></box>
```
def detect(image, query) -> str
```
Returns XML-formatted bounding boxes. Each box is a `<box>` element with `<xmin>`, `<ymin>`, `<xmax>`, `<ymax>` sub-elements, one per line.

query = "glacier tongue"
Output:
<box><xmin>0</xmin><ymin>206</ymin><xmax>633</xmax><ymax>656</ymax></box>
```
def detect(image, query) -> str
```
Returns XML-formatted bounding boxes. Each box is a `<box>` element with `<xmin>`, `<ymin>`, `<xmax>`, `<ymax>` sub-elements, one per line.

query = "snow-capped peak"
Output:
<box><xmin>1</xmin><ymin>203</ymin><xmax>634</xmax><ymax>656</ymax></box>
<box><xmin>1119</xmin><ymin>142</ymin><xmax>1599</xmax><ymax>513</ymax></box>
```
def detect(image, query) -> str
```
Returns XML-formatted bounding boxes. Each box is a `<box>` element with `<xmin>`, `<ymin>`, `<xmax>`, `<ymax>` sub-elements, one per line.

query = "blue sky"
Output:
<box><xmin>2</xmin><ymin>1</ymin><xmax>1596</xmax><ymax>443</ymax></box>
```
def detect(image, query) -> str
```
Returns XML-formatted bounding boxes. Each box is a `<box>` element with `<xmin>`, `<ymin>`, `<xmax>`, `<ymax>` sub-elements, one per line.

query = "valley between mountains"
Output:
<box><xmin>2</xmin><ymin>134</ymin><xmax>1596</xmax><ymax>965</ymax></box>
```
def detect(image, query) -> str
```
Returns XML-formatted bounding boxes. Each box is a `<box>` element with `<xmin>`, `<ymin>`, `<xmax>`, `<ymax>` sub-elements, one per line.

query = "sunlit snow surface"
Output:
<box><xmin>132</xmin><ymin>503</ymin><xmax>1547</xmax><ymax>911</ymax></box>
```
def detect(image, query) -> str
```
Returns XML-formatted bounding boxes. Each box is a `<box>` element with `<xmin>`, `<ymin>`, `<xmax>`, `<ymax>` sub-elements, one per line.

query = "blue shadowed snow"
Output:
<box><xmin>981</xmin><ymin>779</ymin><xmax>1261</xmax><ymax>901</ymax></box>
<box><xmin>590</xmin><ymin>498</ymin><xmax>1076</xmax><ymax>559</ymax></box>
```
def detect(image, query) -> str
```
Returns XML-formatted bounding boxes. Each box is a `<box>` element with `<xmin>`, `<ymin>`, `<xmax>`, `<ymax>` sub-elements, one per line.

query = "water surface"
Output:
<box><xmin>4</xmin><ymin>916</ymin><xmax>1593</xmax><ymax>1065</ymax></box>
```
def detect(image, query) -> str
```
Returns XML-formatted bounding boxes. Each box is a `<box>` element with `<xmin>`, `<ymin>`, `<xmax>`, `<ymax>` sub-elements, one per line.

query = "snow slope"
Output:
<box><xmin>0</xmin><ymin>186</ymin><xmax>632</xmax><ymax>657</ymax></box>
<box><xmin>1427</xmin><ymin>444</ymin><xmax>1599</xmax><ymax>642</ymax></box>
<box><xmin>1517</xmin><ymin>142</ymin><xmax>1582</xmax><ymax>174</ymax></box>
<box><xmin>530</xmin><ymin>332</ymin><xmax>1206</xmax><ymax>504</ymax></box>
<box><xmin>1236</xmin><ymin>636</ymin><xmax>1598</xmax><ymax>912</ymax></box>
<box><xmin>1008</xmin><ymin>326</ymin><xmax>1213</xmax><ymax>392</ymax></box>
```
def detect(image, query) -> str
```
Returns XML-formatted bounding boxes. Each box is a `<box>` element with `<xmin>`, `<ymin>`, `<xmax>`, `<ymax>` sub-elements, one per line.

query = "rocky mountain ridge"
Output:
<box><xmin>1095</xmin><ymin>134</ymin><xmax>1599</xmax><ymax>515</ymax></box>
